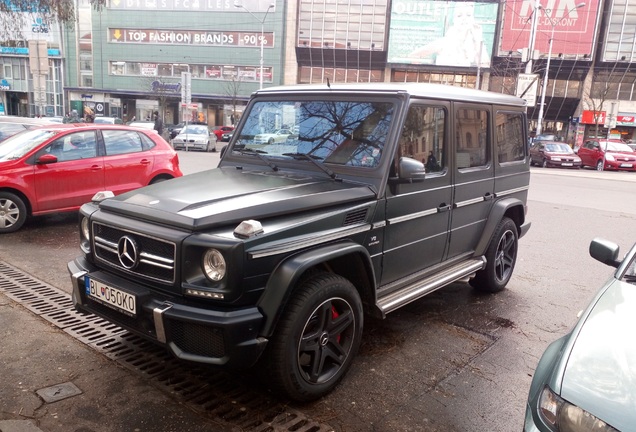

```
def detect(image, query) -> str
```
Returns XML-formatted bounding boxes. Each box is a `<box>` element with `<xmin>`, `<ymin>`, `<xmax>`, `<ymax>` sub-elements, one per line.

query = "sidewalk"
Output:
<box><xmin>0</xmin><ymin>290</ymin><xmax>231</xmax><ymax>432</ymax></box>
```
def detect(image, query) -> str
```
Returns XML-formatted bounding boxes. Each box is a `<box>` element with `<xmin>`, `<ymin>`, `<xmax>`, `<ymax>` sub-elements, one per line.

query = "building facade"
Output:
<box><xmin>2</xmin><ymin>0</ymin><xmax>636</xmax><ymax>142</ymax></box>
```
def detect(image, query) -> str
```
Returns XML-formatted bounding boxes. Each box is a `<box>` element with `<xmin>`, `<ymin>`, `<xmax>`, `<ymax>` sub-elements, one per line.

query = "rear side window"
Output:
<box><xmin>103</xmin><ymin>130</ymin><xmax>144</xmax><ymax>155</ymax></box>
<box><xmin>456</xmin><ymin>108</ymin><xmax>488</xmax><ymax>169</ymax></box>
<box><xmin>496</xmin><ymin>112</ymin><xmax>525</xmax><ymax>163</ymax></box>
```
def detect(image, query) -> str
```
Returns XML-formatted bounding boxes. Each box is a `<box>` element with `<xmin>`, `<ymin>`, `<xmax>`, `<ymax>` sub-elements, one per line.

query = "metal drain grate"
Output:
<box><xmin>0</xmin><ymin>261</ymin><xmax>334</xmax><ymax>432</ymax></box>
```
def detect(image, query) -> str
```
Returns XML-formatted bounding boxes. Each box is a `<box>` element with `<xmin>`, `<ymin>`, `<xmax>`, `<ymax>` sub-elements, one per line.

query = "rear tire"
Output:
<box><xmin>470</xmin><ymin>217</ymin><xmax>518</xmax><ymax>293</ymax></box>
<box><xmin>0</xmin><ymin>192</ymin><xmax>27</xmax><ymax>234</ymax></box>
<box><xmin>262</xmin><ymin>272</ymin><xmax>363</xmax><ymax>402</ymax></box>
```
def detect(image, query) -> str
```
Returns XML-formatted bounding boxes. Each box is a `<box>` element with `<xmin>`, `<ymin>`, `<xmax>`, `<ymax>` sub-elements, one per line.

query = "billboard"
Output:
<box><xmin>500</xmin><ymin>0</ymin><xmax>598</xmax><ymax>58</ymax></box>
<box><xmin>388</xmin><ymin>1</ymin><xmax>499</xmax><ymax>67</ymax></box>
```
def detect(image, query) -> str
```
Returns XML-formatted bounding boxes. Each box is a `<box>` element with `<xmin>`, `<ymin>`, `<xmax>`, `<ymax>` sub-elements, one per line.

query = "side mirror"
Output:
<box><xmin>36</xmin><ymin>154</ymin><xmax>58</xmax><ymax>164</ymax></box>
<box><xmin>398</xmin><ymin>157</ymin><xmax>426</xmax><ymax>181</ymax></box>
<box><xmin>589</xmin><ymin>238</ymin><xmax>621</xmax><ymax>268</ymax></box>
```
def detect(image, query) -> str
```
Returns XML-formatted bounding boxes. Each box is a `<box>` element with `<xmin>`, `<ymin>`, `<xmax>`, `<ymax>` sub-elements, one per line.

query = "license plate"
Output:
<box><xmin>85</xmin><ymin>276</ymin><xmax>136</xmax><ymax>316</ymax></box>
<box><xmin>620</xmin><ymin>163</ymin><xmax>633</xmax><ymax>168</ymax></box>
<box><xmin>562</xmin><ymin>163</ymin><xmax>573</xmax><ymax>166</ymax></box>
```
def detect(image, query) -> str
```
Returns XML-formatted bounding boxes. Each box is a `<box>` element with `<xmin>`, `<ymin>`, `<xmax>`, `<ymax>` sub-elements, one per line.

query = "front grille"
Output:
<box><xmin>93</xmin><ymin>222</ymin><xmax>176</xmax><ymax>283</ymax></box>
<box><xmin>169</xmin><ymin>320</ymin><xmax>225</xmax><ymax>358</ymax></box>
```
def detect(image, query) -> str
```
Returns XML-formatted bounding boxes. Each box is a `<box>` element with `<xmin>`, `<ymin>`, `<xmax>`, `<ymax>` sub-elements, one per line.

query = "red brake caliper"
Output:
<box><xmin>332</xmin><ymin>305</ymin><xmax>341</xmax><ymax>343</ymax></box>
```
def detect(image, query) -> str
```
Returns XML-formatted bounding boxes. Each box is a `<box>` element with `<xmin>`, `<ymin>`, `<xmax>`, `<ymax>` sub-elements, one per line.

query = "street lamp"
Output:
<box><xmin>535</xmin><ymin>2</ymin><xmax>585</xmax><ymax>136</ymax></box>
<box><xmin>234</xmin><ymin>2</ymin><xmax>275</xmax><ymax>89</ymax></box>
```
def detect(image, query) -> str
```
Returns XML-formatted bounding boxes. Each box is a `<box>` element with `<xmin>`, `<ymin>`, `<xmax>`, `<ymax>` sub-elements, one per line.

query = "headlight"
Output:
<box><xmin>80</xmin><ymin>216</ymin><xmax>91</xmax><ymax>253</ymax></box>
<box><xmin>605</xmin><ymin>154</ymin><xmax>615</xmax><ymax>161</ymax></box>
<box><xmin>202</xmin><ymin>248</ymin><xmax>226</xmax><ymax>281</ymax></box>
<box><xmin>551</xmin><ymin>157</ymin><xmax>562</xmax><ymax>161</ymax></box>
<box><xmin>538</xmin><ymin>386</ymin><xmax>618</xmax><ymax>432</ymax></box>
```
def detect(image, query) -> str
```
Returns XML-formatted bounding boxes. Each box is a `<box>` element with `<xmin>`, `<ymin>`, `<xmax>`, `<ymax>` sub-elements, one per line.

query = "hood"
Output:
<box><xmin>559</xmin><ymin>278</ymin><xmax>636</xmax><ymax>431</ymax></box>
<box><xmin>98</xmin><ymin>167</ymin><xmax>376</xmax><ymax>230</ymax></box>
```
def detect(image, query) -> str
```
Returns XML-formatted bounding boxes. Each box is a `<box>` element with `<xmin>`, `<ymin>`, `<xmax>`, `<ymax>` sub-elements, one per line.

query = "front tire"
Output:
<box><xmin>262</xmin><ymin>273</ymin><xmax>363</xmax><ymax>402</ymax></box>
<box><xmin>470</xmin><ymin>217</ymin><xmax>518</xmax><ymax>293</ymax></box>
<box><xmin>0</xmin><ymin>192</ymin><xmax>27</xmax><ymax>234</ymax></box>
<box><xmin>596</xmin><ymin>160</ymin><xmax>604</xmax><ymax>171</ymax></box>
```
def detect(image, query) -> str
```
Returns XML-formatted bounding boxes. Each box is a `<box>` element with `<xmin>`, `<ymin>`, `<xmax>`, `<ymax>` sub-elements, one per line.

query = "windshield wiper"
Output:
<box><xmin>238</xmin><ymin>149</ymin><xmax>279</xmax><ymax>172</ymax></box>
<box><xmin>282</xmin><ymin>153</ymin><xmax>341</xmax><ymax>181</ymax></box>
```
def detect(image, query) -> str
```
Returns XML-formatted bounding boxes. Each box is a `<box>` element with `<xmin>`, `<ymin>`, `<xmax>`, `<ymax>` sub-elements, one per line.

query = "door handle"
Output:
<box><xmin>140</xmin><ymin>159</ymin><xmax>151</xmax><ymax>165</ymax></box>
<box><xmin>484</xmin><ymin>193</ymin><xmax>494</xmax><ymax>201</ymax></box>
<box><xmin>437</xmin><ymin>203</ymin><xmax>452</xmax><ymax>212</ymax></box>
<box><xmin>90</xmin><ymin>165</ymin><xmax>102</xmax><ymax>171</ymax></box>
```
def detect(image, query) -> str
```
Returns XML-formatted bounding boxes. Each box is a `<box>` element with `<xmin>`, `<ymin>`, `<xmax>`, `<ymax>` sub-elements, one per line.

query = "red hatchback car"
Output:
<box><xmin>211</xmin><ymin>125</ymin><xmax>234</xmax><ymax>141</ymax></box>
<box><xmin>0</xmin><ymin>123</ymin><xmax>183</xmax><ymax>233</ymax></box>
<box><xmin>578</xmin><ymin>139</ymin><xmax>636</xmax><ymax>171</ymax></box>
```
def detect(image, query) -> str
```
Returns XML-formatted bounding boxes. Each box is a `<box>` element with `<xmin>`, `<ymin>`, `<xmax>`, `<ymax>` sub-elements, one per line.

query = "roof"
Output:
<box><xmin>254</xmin><ymin>82</ymin><xmax>527</xmax><ymax>108</ymax></box>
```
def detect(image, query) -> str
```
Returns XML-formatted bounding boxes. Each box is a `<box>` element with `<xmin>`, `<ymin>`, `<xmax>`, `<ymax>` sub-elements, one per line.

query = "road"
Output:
<box><xmin>1</xmin><ymin>157</ymin><xmax>635</xmax><ymax>431</ymax></box>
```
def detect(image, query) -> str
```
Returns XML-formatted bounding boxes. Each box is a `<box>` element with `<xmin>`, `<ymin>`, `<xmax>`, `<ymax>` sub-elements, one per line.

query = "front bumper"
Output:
<box><xmin>68</xmin><ymin>256</ymin><xmax>267</xmax><ymax>368</ymax></box>
<box><xmin>173</xmin><ymin>141</ymin><xmax>207</xmax><ymax>151</ymax></box>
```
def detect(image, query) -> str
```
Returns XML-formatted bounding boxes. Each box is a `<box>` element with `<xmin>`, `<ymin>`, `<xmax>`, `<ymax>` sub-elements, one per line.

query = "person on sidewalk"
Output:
<box><xmin>153</xmin><ymin>111</ymin><xmax>163</xmax><ymax>135</ymax></box>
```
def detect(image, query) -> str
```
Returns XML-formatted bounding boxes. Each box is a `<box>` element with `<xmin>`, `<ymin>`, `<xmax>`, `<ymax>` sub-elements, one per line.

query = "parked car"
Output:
<box><xmin>578</xmin><ymin>139</ymin><xmax>636</xmax><ymax>171</ymax></box>
<box><xmin>93</xmin><ymin>116</ymin><xmax>123</xmax><ymax>124</ymax></box>
<box><xmin>211</xmin><ymin>125</ymin><xmax>234</xmax><ymax>141</ymax></box>
<box><xmin>524</xmin><ymin>238</ymin><xmax>636</xmax><ymax>432</ymax></box>
<box><xmin>67</xmin><ymin>83</ymin><xmax>530</xmax><ymax>402</ymax></box>
<box><xmin>172</xmin><ymin>124</ymin><xmax>215</xmax><ymax>152</ymax></box>
<box><xmin>0</xmin><ymin>123</ymin><xmax>182</xmax><ymax>233</ymax></box>
<box><xmin>533</xmin><ymin>133</ymin><xmax>558</xmax><ymax>142</ymax></box>
<box><xmin>0</xmin><ymin>116</ymin><xmax>56</xmax><ymax>142</ymax></box>
<box><xmin>529</xmin><ymin>141</ymin><xmax>581</xmax><ymax>168</ymax></box>
<box><xmin>168</xmin><ymin>121</ymin><xmax>207</xmax><ymax>140</ymax></box>
<box><xmin>221</xmin><ymin>131</ymin><xmax>233</xmax><ymax>142</ymax></box>
<box><xmin>253</xmin><ymin>128</ymin><xmax>293</xmax><ymax>144</ymax></box>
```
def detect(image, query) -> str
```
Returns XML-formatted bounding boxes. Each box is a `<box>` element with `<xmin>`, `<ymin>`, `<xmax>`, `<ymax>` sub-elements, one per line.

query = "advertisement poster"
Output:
<box><xmin>500</xmin><ymin>0</ymin><xmax>597</xmax><ymax>57</ymax></box>
<box><xmin>388</xmin><ymin>0</ymin><xmax>499</xmax><ymax>67</ymax></box>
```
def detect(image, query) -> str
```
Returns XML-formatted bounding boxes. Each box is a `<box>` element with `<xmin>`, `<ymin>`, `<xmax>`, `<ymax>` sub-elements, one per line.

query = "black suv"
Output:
<box><xmin>68</xmin><ymin>83</ymin><xmax>530</xmax><ymax>401</ymax></box>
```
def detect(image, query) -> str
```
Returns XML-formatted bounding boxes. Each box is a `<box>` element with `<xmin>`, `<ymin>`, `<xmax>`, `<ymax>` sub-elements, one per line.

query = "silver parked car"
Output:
<box><xmin>172</xmin><ymin>124</ymin><xmax>215</xmax><ymax>152</ymax></box>
<box><xmin>524</xmin><ymin>238</ymin><xmax>636</xmax><ymax>432</ymax></box>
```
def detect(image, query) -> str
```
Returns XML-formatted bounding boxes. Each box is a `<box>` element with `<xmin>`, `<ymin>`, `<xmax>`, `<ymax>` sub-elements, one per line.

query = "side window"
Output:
<box><xmin>103</xmin><ymin>130</ymin><xmax>144</xmax><ymax>155</ymax></box>
<box><xmin>44</xmin><ymin>131</ymin><xmax>97</xmax><ymax>162</ymax></box>
<box><xmin>456</xmin><ymin>108</ymin><xmax>488</xmax><ymax>169</ymax></box>
<box><xmin>496</xmin><ymin>112</ymin><xmax>525</xmax><ymax>163</ymax></box>
<box><xmin>398</xmin><ymin>105</ymin><xmax>446</xmax><ymax>173</ymax></box>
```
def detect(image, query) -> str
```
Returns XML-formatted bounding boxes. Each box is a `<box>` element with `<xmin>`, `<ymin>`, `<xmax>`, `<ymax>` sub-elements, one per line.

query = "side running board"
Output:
<box><xmin>377</xmin><ymin>258</ymin><xmax>486</xmax><ymax>316</ymax></box>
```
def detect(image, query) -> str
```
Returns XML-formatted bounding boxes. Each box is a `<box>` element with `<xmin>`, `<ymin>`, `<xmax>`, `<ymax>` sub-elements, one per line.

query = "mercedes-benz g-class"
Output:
<box><xmin>68</xmin><ymin>83</ymin><xmax>530</xmax><ymax>402</ymax></box>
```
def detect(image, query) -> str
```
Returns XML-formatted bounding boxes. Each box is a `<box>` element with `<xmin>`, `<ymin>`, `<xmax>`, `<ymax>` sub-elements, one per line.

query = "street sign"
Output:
<box><xmin>516</xmin><ymin>73</ymin><xmax>539</xmax><ymax>107</ymax></box>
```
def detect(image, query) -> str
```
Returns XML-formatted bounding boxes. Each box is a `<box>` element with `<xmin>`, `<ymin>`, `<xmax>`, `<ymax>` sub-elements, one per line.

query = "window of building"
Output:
<box><xmin>297</xmin><ymin>0</ymin><xmax>387</xmax><ymax>51</ymax></box>
<box><xmin>392</xmin><ymin>70</ymin><xmax>478</xmax><ymax>89</ymax></box>
<box><xmin>3</xmin><ymin>64</ymin><xmax>11</xmax><ymax>79</ymax></box>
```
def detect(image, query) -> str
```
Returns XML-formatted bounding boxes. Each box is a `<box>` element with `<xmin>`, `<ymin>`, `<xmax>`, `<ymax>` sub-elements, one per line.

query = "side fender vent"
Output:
<box><xmin>343</xmin><ymin>208</ymin><xmax>368</xmax><ymax>226</ymax></box>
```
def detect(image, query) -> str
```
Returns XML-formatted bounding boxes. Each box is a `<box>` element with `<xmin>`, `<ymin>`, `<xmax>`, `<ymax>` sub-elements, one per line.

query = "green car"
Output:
<box><xmin>524</xmin><ymin>238</ymin><xmax>636</xmax><ymax>432</ymax></box>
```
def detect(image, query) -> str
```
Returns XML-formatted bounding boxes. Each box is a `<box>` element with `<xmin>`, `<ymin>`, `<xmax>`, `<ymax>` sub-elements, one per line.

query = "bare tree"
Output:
<box><xmin>0</xmin><ymin>0</ymin><xmax>106</xmax><ymax>41</ymax></box>
<box><xmin>223</xmin><ymin>74</ymin><xmax>244</xmax><ymax>126</ymax></box>
<box><xmin>582</xmin><ymin>71</ymin><xmax>615</xmax><ymax>139</ymax></box>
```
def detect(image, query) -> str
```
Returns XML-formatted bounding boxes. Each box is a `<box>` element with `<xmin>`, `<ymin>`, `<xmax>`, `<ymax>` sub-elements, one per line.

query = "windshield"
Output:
<box><xmin>181</xmin><ymin>125</ymin><xmax>208</xmax><ymax>135</ymax></box>
<box><xmin>601</xmin><ymin>141</ymin><xmax>634</xmax><ymax>153</ymax></box>
<box><xmin>545</xmin><ymin>144</ymin><xmax>574</xmax><ymax>154</ymax></box>
<box><xmin>231</xmin><ymin>99</ymin><xmax>395</xmax><ymax>168</ymax></box>
<box><xmin>0</xmin><ymin>129</ymin><xmax>57</xmax><ymax>161</ymax></box>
